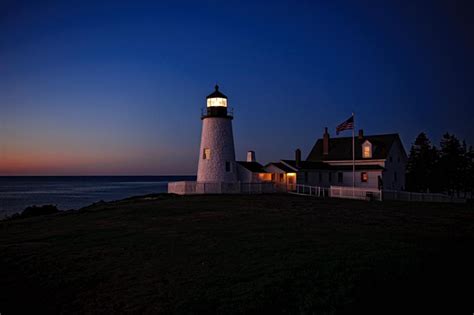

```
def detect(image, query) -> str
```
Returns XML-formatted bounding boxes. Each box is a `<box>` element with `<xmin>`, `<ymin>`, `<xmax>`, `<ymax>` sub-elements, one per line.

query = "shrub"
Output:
<box><xmin>20</xmin><ymin>205</ymin><xmax>59</xmax><ymax>218</ymax></box>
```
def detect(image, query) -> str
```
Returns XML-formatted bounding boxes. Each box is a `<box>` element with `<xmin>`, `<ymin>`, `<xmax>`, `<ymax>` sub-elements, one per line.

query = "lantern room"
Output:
<box><xmin>206</xmin><ymin>85</ymin><xmax>228</xmax><ymax>107</ymax></box>
<box><xmin>202</xmin><ymin>85</ymin><xmax>233</xmax><ymax>119</ymax></box>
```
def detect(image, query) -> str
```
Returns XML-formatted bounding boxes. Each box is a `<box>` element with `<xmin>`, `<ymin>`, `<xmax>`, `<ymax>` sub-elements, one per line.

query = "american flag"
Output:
<box><xmin>336</xmin><ymin>115</ymin><xmax>354</xmax><ymax>135</ymax></box>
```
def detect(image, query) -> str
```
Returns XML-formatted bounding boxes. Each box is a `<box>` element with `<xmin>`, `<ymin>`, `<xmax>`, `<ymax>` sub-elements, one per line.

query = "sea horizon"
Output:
<box><xmin>0</xmin><ymin>175</ymin><xmax>197</xmax><ymax>177</ymax></box>
<box><xmin>0</xmin><ymin>175</ymin><xmax>196</xmax><ymax>217</ymax></box>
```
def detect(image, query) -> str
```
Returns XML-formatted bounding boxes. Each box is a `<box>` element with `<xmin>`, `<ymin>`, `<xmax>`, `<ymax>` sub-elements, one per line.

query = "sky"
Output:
<box><xmin>1</xmin><ymin>0</ymin><xmax>473</xmax><ymax>175</ymax></box>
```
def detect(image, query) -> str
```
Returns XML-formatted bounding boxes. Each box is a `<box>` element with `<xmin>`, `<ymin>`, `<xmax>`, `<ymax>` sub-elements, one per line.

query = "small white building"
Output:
<box><xmin>236</xmin><ymin>151</ymin><xmax>269</xmax><ymax>183</ymax></box>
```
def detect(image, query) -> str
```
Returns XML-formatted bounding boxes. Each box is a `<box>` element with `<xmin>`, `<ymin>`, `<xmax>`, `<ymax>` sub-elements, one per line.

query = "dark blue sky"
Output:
<box><xmin>1</xmin><ymin>0</ymin><xmax>473</xmax><ymax>175</ymax></box>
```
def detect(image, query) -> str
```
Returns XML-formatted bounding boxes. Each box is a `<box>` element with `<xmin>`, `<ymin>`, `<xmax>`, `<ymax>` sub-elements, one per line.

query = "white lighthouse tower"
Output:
<box><xmin>197</xmin><ymin>85</ymin><xmax>238</xmax><ymax>183</ymax></box>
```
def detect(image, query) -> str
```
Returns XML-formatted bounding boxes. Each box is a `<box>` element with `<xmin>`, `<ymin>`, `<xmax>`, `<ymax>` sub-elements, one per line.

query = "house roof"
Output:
<box><xmin>206</xmin><ymin>85</ymin><xmax>228</xmax><ymax>99</ymax></box>
<box><xmin>265</xmin><ymin>162</ymin><xmax>295</xmax><ymax>172</ymax></box>
<box><xmin>237</xmin><ymin>161</ymin><xmax>267</xmax><ymax>173</ymax></box>
<box><xmin>306</xmin><ymin>133</ymin><xmax>405</xmax><ymax>161</ymax></box>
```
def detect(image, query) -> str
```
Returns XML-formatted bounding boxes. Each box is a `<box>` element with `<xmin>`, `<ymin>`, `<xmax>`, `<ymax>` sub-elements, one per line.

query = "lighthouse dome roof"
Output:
<box><xmin>206</xmin><ymin>85</ymin><xmax>227</xmax><ymax>99</ymax></box>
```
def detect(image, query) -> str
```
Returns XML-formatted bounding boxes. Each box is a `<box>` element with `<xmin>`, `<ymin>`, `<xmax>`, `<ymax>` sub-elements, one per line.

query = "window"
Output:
<box><xmin>225</xmin><ymin>161</ymin><xmax>231</xmax><ymax>172</ymax></box>
<box><xmin>279</xmin><ymin>173</ymin><xmax>284</xmax><ymax>182</ymax></box>
<box><xmin>362</xmin><ymin>141</ymin><xmax>372</xmax><ymax>158</ymax></box>
<box><xmin>363</xmin><ymin>146</ymin><xmax>371</xmax><ymax>158</ymax></box>
<box><xmin>361</xmin><ymin>172</ymin><xmax>368</xmax><ymax>182</ymax></box>
<box><xmin>271</xmin><ymin>173</ymin><xmax>276</xmax><ymax>181</ymax></box>
<box><xmin>287</xmin><ymin>173</ymin><xmax>296</xmax><ymax>184</ymax></box>
<box><xmin>203</xmin><ymin>148</ymin><xmax>211</xmax><ymax>160</ymax></box>
<box><xmin>338</xmin><ymin>172</ymin><xmax>343</xmax><ymax>183</ymax></box>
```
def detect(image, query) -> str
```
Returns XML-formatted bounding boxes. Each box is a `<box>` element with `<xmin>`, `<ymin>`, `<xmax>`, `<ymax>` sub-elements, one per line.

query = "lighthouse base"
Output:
<box><xmin>168</xmin><ymin>181</ymin><xmax>278</xmax><ymax>195</ymax></box>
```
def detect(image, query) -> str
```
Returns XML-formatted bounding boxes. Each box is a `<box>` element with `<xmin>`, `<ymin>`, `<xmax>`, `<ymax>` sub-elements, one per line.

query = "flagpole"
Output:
<box><xmin>352</xmin><ymin>112</ymin><xmax>355</xmax><ymax>196</ymax></box>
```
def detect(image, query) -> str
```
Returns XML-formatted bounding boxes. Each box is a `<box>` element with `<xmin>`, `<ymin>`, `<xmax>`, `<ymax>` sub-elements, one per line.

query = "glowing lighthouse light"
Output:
<box><xmin>206</xmin><ymin>85</ymin><xmax>228</xmax><ymax>107</ymax></box>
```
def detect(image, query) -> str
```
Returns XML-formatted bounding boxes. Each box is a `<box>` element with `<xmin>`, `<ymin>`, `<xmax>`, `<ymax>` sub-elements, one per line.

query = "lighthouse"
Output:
<box><xmin>197</xmin><ymin>85</ymin><xmax>238</xmax><ymax>183</ymax></box>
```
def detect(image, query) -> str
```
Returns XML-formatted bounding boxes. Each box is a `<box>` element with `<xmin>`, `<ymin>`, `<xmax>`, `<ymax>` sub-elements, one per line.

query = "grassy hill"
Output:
<box><xmin>1</xmin><ymin>194</ymin><xmax>473</xmax><ymax>314</ymax></box>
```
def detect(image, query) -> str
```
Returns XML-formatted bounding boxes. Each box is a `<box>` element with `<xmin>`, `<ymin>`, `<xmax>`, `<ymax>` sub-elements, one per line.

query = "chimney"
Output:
<box><xmin>295</xmin><ymin>149</ymin><xmax>301</xmax><ymax>167</ymax></box>
<box><xmin>323</xmin><ymin>127</ymin><xmax>330</xmax><ymax>155</ymax></box>
<box><xmin>247</xmin><ymin>150</ymin><xmax>256</xmax><ymax>162</ymax></box>
<box><xmin>358</xmin><ymin>129</ymin><xmax>364</xmax><ymax>140</ymax></box>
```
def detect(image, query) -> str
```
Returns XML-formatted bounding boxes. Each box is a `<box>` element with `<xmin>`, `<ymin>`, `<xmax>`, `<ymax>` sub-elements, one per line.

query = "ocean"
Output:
<box><xmin>0</xmin><ymin>176</ymin><xmax>195</xmax><ymax>217</ymax></box>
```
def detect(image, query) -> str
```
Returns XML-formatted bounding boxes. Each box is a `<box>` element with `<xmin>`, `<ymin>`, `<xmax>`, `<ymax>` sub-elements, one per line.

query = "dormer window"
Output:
<box><xmin>362</xmin><ymin>140</ymin><xmax>372</xmax><ymax>159</ymax></box>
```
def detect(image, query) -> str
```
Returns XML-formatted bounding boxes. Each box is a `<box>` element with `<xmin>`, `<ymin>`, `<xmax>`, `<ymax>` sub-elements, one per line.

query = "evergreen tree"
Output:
<box><xmin>406</xmin><ymin>133</ymin><xmax>439</xmax><ymax>192</ymax></box>
<box><xmin>464</xmin><ymin>145</ymin><xmax>474</xmax><ymax>197</ymax></box>
<box><xmin>438</xmin><ymin>133</ymin><xmax>465</xmax><ymax>196</ymax></box>
<box><xmin>428</xmin><ymin>144</ymin><xmax>443</xmax><ymax>193</ymax></box>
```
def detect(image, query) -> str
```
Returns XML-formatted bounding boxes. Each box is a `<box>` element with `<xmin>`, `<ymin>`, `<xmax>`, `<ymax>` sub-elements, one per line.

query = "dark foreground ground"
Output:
<box><xmin>0</xmin><ymin>194</ymin><xmax>473</xmax><ymax>314</ymax></box>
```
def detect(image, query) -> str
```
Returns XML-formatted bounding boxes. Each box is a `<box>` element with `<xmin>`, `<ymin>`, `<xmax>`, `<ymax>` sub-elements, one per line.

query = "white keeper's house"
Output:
<box><xmin>266</xmin><ymin>128</ymin><xmax>407</xmax><ymax>191</ymax></box>
<box><xmin>168</xmin><ymin>86</ymin><xmax>407</xmax><ymax>194</ymax></box>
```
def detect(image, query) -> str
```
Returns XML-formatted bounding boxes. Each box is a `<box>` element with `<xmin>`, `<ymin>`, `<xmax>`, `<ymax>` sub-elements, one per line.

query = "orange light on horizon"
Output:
<box><xmin>0</xmin><ymin>152</ymin><xmax>134</xmax><ymax>176</ymax></box>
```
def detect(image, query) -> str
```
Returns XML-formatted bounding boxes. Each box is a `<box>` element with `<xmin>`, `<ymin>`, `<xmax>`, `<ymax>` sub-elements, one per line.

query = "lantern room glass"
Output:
<box><xmin>207</xmin><ymin>97</ymin><xmax>227</xmax><ymax>107</ymax></box>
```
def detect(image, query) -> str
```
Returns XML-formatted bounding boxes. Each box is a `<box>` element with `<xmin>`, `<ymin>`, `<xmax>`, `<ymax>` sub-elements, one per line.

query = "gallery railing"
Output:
<box><xmin>201</xmin><ymin>107</ymin><xmax>234</xmax><ymax>119</ymax></box>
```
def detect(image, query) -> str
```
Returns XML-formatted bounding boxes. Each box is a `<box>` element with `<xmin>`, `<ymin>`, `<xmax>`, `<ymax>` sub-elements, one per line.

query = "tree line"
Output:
<box><xmin>406</xmin><ymin>132</ymin><xmax>473</xmax><ymax>197</ymax></box>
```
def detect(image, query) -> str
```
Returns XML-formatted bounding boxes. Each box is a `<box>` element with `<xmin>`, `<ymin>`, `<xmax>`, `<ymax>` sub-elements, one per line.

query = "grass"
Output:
<box><xmin>0</xmin><ymin>194</ymin><xmax>473</xmax><ymax>314</ymax></box>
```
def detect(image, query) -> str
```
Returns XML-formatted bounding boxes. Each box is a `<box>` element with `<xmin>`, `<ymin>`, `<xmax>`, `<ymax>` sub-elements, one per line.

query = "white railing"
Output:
<box><xmin>288</xmin><ymin>184</ymin><xmax>329</xmax><ymax>198</ymax></box>
<box><xmin>382</xmin><ymin>190</ymin><xmax>466</xmax><ymax>203</ymax></box>
<box><xmin>168</xmin><ymin>181</ymin><xmax>466</xmax><ymax>203</ymax></box>
<box><xmin>330</xmin><ymin>186</ymin><xmax>382</xmax><ymax>201</ymax></box>
<box><xmin>168</xmin><ymin>181</ymin><xmax>277</xmax><ymax>195</ymax></box>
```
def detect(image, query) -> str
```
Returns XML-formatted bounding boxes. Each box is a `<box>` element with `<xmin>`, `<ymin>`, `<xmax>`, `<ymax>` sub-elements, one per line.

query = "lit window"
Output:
<box><xmin>361</xmin><ymin>172</ymin><xmax>368</xmax><ymax>182</ymax></box>
<box><xmin>362</xmin><ymin>141</ymin><xmax>372</xmax><ymax>158</ymax></box>
<box><xmin>203</xmin><ymin>148</ymin><xmax>211</xmax><ymax>160</ymax></box>
<box><xmin>287</xmin><ymin>173</ymin><xmax>296</xmax><ymax>184</ymax></box>
<box><xmin>363</xmin><ymin>146</ymin><xmax>371</xmax><ymax>158</ymax></box>
<box><xmin>207</xmin><ymin>97</ymin><xmax>227</xmax><ymax>107</ymax></box>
